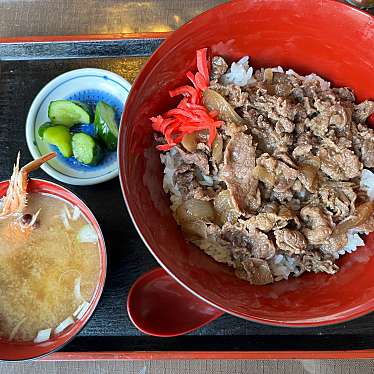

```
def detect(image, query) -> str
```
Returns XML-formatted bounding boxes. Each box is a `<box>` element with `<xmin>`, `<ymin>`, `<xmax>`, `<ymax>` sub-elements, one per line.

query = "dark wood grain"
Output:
<box><xmin>0</xmin><ymin>38</ymin><xmax>164</xmax><ymax>61</ymax></box>
<box><xmin>1</xmin><ymin>42</ymin><xmax>374</xmax><ymax>352</ymax></box>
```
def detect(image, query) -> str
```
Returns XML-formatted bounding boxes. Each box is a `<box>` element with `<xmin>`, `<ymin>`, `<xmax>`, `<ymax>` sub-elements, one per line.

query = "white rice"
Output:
<box><xmin>221</xmin><ymin>56</ymin><xmax>254</xmax><ymax>86</ymax></box>
<box><xmin>361</xmin><ymin>169</ymin><xmax>374</xmax><ymax>202</ymax></box>
<box><xmin>78</xmin><ymin>224</ymin><xmax>98</xmax><ymax>243</ymax></box>
<box><xmin>269</xmin><ymin>254</ymin><xmax>299</xmax><ymax>281</ymax></box>
<box><xmin>304</xmin><ymin>73</ymin><xmax>330</xmax><ymax>91</ymax></box>
<box><xmin>271</xmin><ymin>66</ymin><xmax>284</xmax><ymax>73</ymax></box>
<box><xmin>34</xmin><ymin>328</ymin><xmax>51</xmax><ymax>344</ymax></box>
<box><xmin>285</xmin><ymin>68</ymin><xmax>303</xmax><ymax>79</ymax></box>
<box><xmin>337</xmin><ymin>229</ymin><xmax>365</xmax><ymax>257</ymax></box>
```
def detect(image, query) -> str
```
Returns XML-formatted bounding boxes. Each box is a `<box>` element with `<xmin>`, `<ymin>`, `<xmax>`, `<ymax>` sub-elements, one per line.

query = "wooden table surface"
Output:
<box><xmin>0</xmin><ymin>0</ymin><xmax>225</xmax><ymax>37</ymax></box>
<box><xmin>1</xmin><ymin>0</ymin><xmax>374</xmax><ymax>372</ymax></box>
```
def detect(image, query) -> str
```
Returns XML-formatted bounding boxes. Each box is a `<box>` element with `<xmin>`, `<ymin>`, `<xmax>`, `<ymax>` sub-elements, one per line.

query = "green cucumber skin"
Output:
<box><xmin>72</xmin><ymin>132</ymin><xmax>102</xmax><ymax>166</ymax></box>
<box><xmin>41</xmin><ymin>125</ymin><xmax>73</xmax><ymax>158</ymax></box>
<box><xmin>48</xmin><ymin>100</ymin><xmax>93</xmax><ymax>127</ymax></box>
<box><xmin>94</xmin><ymin>101</ymin><xmax>118</xmax><ymax>151</ymax></box>
<box><xmin>38</xmin><ymin>122</ymin><xmax>54</xmax><ymax>138</ymax></box>
<box><xmin>70</xmin><ymin>101</ymin><xmax>93</xmax><ymax>118</ymax></box>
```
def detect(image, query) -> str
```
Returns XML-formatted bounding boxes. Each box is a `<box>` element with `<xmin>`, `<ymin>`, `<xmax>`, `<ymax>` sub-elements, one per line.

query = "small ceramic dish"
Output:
<box><xmin>26</xmin><ymin>68</ymin><xmax>131</xmax><ymax>185</ymax></box>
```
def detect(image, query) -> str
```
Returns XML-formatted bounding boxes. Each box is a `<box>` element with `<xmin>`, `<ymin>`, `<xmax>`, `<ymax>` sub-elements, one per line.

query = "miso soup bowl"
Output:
<box><xmin>119</xmin><ymin>0</ymin><xmax>374</xmax><ymax>328</ymax></box>
<box><xmin>0</xmin><ymin>179</ymin><xmax>107</xmax><ymax>361</ymax></box>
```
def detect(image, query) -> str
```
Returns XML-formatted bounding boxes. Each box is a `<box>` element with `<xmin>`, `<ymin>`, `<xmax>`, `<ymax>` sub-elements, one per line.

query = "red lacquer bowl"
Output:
<box><xmin>119</xmin><ymin>0</ymin><xmax>374</xmax><ymax>327</ymax></box>
<box><xmin>0</xmin><ymin>179</ymin><xmax>107</xmax><ymax>361</ymax></box>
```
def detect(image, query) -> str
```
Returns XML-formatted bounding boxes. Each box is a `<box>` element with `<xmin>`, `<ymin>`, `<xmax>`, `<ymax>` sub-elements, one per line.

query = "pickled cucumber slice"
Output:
<box><xmin>72</xmin><ymin>132</ymin><xmax>102</xmax><ymax>165</ymax></box>
<box><xmin>94</xmin><ymin>101</ymin><xmax>118</xmax><ymax>151</ymax></box>
<box><xmin>48</xmin><ymin>100</ymin><xmax>93</xmax><ymax>127</ymax></box>
<box><xmin>41</xmin><ymin>125</ymin><xmax>73</xmax><ymax>158</ymax></box>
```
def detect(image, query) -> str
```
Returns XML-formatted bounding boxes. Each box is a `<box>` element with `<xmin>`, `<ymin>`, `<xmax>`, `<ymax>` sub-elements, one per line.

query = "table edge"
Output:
<box><xmin>42</xmin><ymin>350</ymin><xmax>374</xmax><ymax>360</ymax></box>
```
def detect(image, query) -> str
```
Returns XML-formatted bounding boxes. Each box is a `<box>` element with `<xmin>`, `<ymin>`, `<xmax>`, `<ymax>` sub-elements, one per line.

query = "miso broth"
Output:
<box><xmin>0</xmin><ymin>193</ymin><xmax>101</xmax><ymax>342</ymax></box>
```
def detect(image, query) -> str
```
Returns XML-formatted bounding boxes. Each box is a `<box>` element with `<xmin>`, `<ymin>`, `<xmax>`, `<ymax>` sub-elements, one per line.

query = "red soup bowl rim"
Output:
<box><xmin>0</xmin><ymin>178</ymin><xmax>107</xmax><ymax>361</ymax></box>
<box><xmin>118</xmin><ymin>0</ymin><xmax>374</xmax><ymax>328</ymax></box>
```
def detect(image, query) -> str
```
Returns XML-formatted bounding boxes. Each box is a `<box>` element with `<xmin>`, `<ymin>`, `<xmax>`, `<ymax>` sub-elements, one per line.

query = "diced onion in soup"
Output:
<box><xmin>74</xmin><ymin>301</ymin><xmax>90</xmax><ymax>320</ymax></box>
<box><xmin>34</xmin><ymin>328</ymin><xmax>52</xmax><ymax>343</ymax></box>
<box><xmin>9</xmin><ymin>317</ymin><xmax>27</xmax><ymax>341</ymax></box>
<box><xmin>74</xmin><ymin>277</ymin><xmax>83</xmax><ymax>301</ymax></box>
<box><xmin>72</xmin><ymin>205</ymin><xmax>81</xmax><ymax>220</ymax></box>
<box><xmin>54</xmin><ymin>316</ymin><xmax>74</xmax><ymax>335</ymax></box>
<box><xmin>73</xmin><ymin>302</ymin><xmax>85</xmax><ymax>318</ymax></box>
<box><xmin>78</xmin><ymin>224</ymin><xmax>98</xmax><ymax>243</ymax></box>
<box><xmin>60</xmin><ymin>209</ymin><xmax>71</xmax><ymax>230</ymax></box>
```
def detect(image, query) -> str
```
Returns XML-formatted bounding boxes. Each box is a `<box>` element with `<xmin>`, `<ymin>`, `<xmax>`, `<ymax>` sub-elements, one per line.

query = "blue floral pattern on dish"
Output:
<box><xmin>49</xmin><ymin>89</ymin><xmax>122</xmax><ymax>171</ymax></box>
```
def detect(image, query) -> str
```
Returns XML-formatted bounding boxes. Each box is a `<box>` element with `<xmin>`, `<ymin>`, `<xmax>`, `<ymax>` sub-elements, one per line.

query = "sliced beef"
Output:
<box><xmin>318</xmin><ymin>182</ymin><xmax>357</xmax><ymax>221</ymax></box>
<box><xmin>332</xmin><ymin>87</ymin><xmax>355</xmax><ymax>103</ymax></box>
<box><xmin>353</xmin><ymin>100</ymin><xmax>374</xmax><ymax>124</ymax></box>
<box><xmin>174</xmin><ymin>166</ymin><xmax>197</xmax><ymax>199</ymax></box>
<box><xmin>221</xmin><ymin>133</ymin><xmax>261</xmax><ymax>214</ymax></box>
<box><xmin>235</xmin><ymin>258</ymin><xmax>274</xmax><ymax>285</ymax></box>
<box><xmin>274</xmin><ymin>229</ymin><xmax>307</xmax><ymax>254</ymax></box>
<box><xmin>353</xmin><ymin>124</ymin><xmax>374</xmax><ymax>168</ymax></box>
<box><xmin>255</xmin><ymin>153</ymin><xmax>299</xmax><ymax>201</ymax></box>
<box><xmin>306</xmin><ymin>103</ymin><xmax>350</xmax><ymax>138</ymax></box>
<box><xmin>292</xmin><ymin>144</ymin><xmax>312</xmax><ymax>159</ymax></box>
<box><xmin>245</xmin><ymin>88</ymin><xmax>299</xmax><ymax>122</ymax></box>
<box><xmin>300</xmin><ymin>205</ymin><xmax>334</xmax><ymax>245</ymax></box>
<box><xmin>176</xmin><ymin>146</ymin><xmax>209</xmax><ymax>175</ymax></box>
<box><xmin>243</xmin><ymin>205</ymin><xmax>300</xmax><ymax>232</ymax></box>
<box><xmin>191</xmin><ymin>223</ymin><xmax>233</xmax><ymax>264</ymax></box>
<box><xmin>318</xmin><ymin>140</ymin><xmax>362</xmax><ymax>181</ymax></box>
<box><xmin>356</xmin><ymin>214</ymin><xmax>374</xmax><ymax>234</ymax></box>
<box><xmin>301</xmin><ymin>251</ymin><xmax>339</xmax><ymax>274</ymax></box>
<box><xmin>242</xmin><ymin>258</ymin><xmax>274</xmax><ymax>285</ymax></box>
<box><xmin>209</xmin><ymin>82</ymin><xmax>248</xmax><ymax>108</ymax></box>
<box><xmin>222</xmin><ymin>223</ymin><xmax>275</xmax><ymax>259</ymax></box>
<box><xmin>297</xmin><ymin>163</ymin><xmax>319</xmax><ymax>193</ymax></box>
<box><xmin>244</xmin><ymin>114</ymin><xmax>293</xmax><ymax>154</ymax></box>
<box><xmin>162</xmin><ymin>61</ymin><xmax>374</xmax><ymax>285</ymax></box>
<box><xmin>272</xmin><ymin>72</ymin><xmax>296</xmax><ymax>97</ymax></box>
<box><xmin>210</xmin><ymin>56</ymin><xmax>228</xmax><ymax>81</ymax></box>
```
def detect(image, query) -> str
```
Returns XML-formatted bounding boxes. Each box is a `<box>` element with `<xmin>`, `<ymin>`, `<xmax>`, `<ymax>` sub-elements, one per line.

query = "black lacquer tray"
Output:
<box><xmin>1</xmin><ymin>34</ymin><xmax>374</xmax><ymax>359</ymax></box>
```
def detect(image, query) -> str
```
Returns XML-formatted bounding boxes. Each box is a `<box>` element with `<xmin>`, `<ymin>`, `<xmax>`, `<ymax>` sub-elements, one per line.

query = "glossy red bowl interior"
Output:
<box><xmin>0</xmin><ymin>179</ymin><xmax>107</xmax><ymax>361</ymax></box>
<box><xmin>119</xmin><ymin>0</ymin><xmax>374</xmax><ymax>327</ymax></box>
